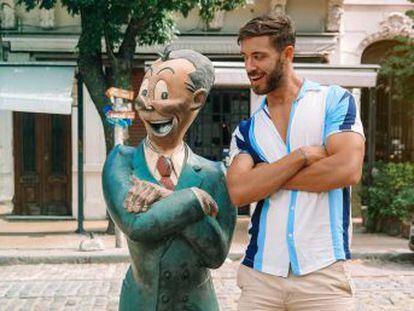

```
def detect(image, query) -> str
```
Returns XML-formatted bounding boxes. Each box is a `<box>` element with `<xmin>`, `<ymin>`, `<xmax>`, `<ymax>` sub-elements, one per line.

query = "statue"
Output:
<box><xmin>102</xmin><ymin>48</ymin><xmax>236</xmax><ymax>311</ymax></box>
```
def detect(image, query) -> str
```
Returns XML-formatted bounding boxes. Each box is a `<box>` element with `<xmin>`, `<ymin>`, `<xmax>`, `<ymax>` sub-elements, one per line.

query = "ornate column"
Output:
<box><xmin>270</xmin><ymin>0</ymin><xmax>287</xmax><ymax>16</ymax></box>
<box><xmin>0</xmin><ymin>1</ymin><xmax>16</xmax><ymax>29</ymax></box>
<box><xmin>39</xmin><ymin>8</ymin><xmax>55</xmax><ymax>29</ymax></box>
<box><xmin>326</xmin><ymin>0</ymin><xmax>344</xmax><ymax>32</ymax></box>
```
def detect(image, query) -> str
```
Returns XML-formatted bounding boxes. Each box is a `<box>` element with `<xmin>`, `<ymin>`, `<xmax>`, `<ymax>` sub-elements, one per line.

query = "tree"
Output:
<box><xmin>17</xmin><ymin>0</ymin><xmax>247</xmax><ymax>153</ymax></box>
<box><xmin>379</xmin><ymin>2</ymin><xmax>414</xmax><ymax>103</ymax></box>
<box><xmin>16</xmin><ymin>0</ymin><xmax>246</xmax><ymax>234</ymax></box>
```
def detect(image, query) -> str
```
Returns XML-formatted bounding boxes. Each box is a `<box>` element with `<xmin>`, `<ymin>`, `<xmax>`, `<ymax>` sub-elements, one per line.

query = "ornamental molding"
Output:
<box><xmin>39</xmin><ymin>8</ymin><xmax>55</xmax><ymax>29</ymax></box>
<box><xmin>0</xmin><ymin>1</ymin><xmax>16</xmax><ymax>29</ymax></box>
<box><xmin>270</xmin><ymin>0</ymin><xmax>287</xmax><ymax>16</ymax></box>
<box><xmin>326</xmin><ymin>0</ymin><xmax>344</xmax><ymax>32</ymax></box>
<box><xmin>358</xmin><ymin>12</ymin><xmax>413</xmax><ymax>55</ymax></box>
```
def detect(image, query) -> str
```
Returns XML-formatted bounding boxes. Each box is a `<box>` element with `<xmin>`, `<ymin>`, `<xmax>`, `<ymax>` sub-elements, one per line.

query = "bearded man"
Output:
<box><xmin>102</xmin><ymin>49</ymin><xmax>235</xmax><ymax>311</ymax></box>
<box><xmin>227</xmin><ymin>14</ymin><xmax>365</xmax><ymax>311</ymax></box>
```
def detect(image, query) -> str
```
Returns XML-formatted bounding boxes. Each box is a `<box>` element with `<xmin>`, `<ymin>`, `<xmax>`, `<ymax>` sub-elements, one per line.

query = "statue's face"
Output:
<box><xmin>135</xmin><ymin>58</ymin><xmax>205</xmax><ymax>149</ymax></box>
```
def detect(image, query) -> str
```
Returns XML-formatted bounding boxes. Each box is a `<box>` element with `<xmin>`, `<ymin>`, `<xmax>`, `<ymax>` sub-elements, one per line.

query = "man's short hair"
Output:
<box><xmin>160</xmin><ymin>47</ymin><xmax>215</xmax><ymax>94</ymax></box>
<box><xmin>238</xmin><ymin>14</ymin><xmax>296</xmax><ymax>52</ymax></box>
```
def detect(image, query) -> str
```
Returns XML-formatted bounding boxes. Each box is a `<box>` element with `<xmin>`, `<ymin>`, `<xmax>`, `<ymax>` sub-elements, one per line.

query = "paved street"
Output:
<box><xmin>0</xmin><ymin>259</ymin><xmax>413</xmax><ymax>311</ymax></box>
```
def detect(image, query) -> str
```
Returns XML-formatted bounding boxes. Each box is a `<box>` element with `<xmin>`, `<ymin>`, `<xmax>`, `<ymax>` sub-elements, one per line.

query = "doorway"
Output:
<box><xmin>13</xmin><ymin>112</ymin><xmax>72</xmax><ymax>216</ymax></box>
<box><xmin>361</xmin><ymin>40</ymin><xmax>414</xmax><ymax>162</ymax></box>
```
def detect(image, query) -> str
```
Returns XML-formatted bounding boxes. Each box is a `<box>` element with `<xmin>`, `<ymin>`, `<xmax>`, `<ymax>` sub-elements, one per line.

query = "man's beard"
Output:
<box><xmin>251</xmin><ymin>60</ymin><xmax>284</xmax><ymax>95</ymax></box>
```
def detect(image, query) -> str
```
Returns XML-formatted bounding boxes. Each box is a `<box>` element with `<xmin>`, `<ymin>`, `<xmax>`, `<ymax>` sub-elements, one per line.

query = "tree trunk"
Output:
<box><xmin>78</xmin><ymin>8</ymin><xmax>134</xmax><ymax>238</ymax></box>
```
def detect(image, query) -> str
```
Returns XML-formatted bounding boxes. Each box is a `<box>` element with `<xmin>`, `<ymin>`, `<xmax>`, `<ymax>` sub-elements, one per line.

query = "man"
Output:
<box><xmin>102</xmin><ymin>48</ymin><xmax>236</xmax><ymax>311</ymax></box>
<box><xmin>227</xmin><ymin>15</ymin><xmax>365</xmax><ymax>310</ymax></box>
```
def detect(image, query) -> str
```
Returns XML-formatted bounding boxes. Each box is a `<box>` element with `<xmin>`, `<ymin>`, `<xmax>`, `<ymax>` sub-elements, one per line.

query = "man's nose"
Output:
<box><xmin>244</xmin><ymin>57</ymin><xmax>257</xmax><ymax>73</ymax></box>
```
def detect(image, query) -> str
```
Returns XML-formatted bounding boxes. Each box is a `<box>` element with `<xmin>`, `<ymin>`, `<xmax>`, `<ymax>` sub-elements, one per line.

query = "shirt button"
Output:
<box><xmin>288</xmin><ymin>233</ymin><xmax>293</xmax><ymax>238</ymax></box>
<box><xmin>290</xmin><ymin>206</ymin><xmax>294</xmax><ymax>211</ymax></box>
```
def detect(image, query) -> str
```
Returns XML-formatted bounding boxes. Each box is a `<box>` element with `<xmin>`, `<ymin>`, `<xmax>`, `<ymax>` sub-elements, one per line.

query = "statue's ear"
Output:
<box><xmin>191</xmin><ymin>88</ymin><xmax>208</xmax><ymax>111</ymax></box>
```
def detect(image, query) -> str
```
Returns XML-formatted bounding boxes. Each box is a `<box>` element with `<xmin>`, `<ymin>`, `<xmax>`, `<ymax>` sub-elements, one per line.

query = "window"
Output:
<box><xmin>187</xmin><ymin>88</ymin><xmax>251</xmax><ymax>215</ymax></box>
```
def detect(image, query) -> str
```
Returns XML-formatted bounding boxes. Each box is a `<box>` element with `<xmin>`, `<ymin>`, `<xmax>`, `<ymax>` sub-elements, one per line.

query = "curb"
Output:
<box><xmin>351</xmin><ymin>251</ymin><xmax>414</xmax><ymax>263</ymax></box>
<box><xmin>0</xmin><ymin>250</ymin><xmax>130</xmax><ymax>265</ymax></box>
<box><xmin>0</xmin><ymin>250</ymin><xmax>412</xmax><ymax>266</ymax></box>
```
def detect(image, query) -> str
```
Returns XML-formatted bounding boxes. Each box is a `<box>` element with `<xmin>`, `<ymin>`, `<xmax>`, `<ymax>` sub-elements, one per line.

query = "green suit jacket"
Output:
<box><xmin>102</xmin><ymin>142</ymin><xmax>236</xmax><ymax>311</ymax></box>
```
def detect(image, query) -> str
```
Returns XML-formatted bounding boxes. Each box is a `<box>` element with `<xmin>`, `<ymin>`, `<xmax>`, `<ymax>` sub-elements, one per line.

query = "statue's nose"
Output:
<box><xmin>136</xmin><ymin>96</ymin><xmax>154</xmax><ymax>111</ymax></box>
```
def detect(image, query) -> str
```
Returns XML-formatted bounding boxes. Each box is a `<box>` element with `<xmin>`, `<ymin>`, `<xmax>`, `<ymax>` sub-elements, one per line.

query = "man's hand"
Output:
<box><xmin>282</xmin><ymin>133</ymin><xmax>365</xmax><ymax>192</ymax></box>
<box><xmin>299</xmin><ymin>146</ymin><xmax>328</xmax><ymax>166</ymax></box>
<box><xmin>254</xmin><ymin>146</ymin><xmax>327</xmax><ymax>169</ymax></box>
<box><xmin>124</xmin><ymin>176</ymin><xmax>173</xmax><ymax>213</ymax></box>
<box><xmin>191</xmin><ymin>187</ymin><xmax>219</xmax><ymax>217</ymax></box>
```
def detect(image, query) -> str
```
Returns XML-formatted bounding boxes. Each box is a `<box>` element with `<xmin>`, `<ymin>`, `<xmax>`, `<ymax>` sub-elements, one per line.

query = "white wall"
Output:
<box><xmin>0</xmin><ymin>111</ymin><xmax>14</xmax><ymax>213</ymax></box>
<box><xmin>340</xmin><ymin>1</ymin><xmax>413</xmax><ymax>64</ymax></box>
<box><xmin>71</xmin><ymin>86</ymin><xmax>107</xmax><ymax>220</ymax></box>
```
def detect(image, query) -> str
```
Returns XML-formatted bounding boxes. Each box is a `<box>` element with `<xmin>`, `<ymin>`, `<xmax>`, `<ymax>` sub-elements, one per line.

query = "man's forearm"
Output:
<box><xmin>282</xmin><ymin>152</ymin><xmax>362</xmax><ymax>192</ymax></box>
<box><xmin>227</xmin><ymin>150</ymin><xmax>305</xmax><ymax>206</ymax></box>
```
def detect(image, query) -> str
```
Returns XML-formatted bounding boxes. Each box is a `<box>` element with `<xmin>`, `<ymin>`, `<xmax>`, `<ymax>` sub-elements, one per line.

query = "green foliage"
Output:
<box><xmin>17</xmin><ymin>0</ymin><xmax>247</xmax><ymax>52</ymax></box>
<box><xmin>15</xmin><ymin>0</ymin><xmax>246</xmax><ymax>152</ymax></box>
<box><xmin>379</xmin><ymin>3</ymin><xmax>414</xmax><ymax>103</ymax></box>
<box><xmin>198</xmin><ymin>0</ymin><xmax>246</xmax><ymax>24</ymax></box>
<box><xmin>361</xmin><ymin>162</ymin><xmax>414</xmax><ymax>231</ymax></box>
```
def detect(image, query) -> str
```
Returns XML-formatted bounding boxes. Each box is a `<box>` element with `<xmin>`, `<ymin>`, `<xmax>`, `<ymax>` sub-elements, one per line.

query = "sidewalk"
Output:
<box><xmin>0</xmin><ymin>215</ymin><xmax>412</xmax><ymax>265</ymax></box>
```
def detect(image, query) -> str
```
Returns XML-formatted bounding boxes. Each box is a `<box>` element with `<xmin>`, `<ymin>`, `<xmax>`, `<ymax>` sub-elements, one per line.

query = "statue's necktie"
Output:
<box><xmin>156</xmin><ymin>155</ymin><xmax>175</xmax><ymax>190</ymax></box>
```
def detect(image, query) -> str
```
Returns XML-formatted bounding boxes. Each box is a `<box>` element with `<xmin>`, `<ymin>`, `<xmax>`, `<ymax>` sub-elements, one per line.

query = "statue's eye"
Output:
<box><xmin>154</xmin><ymin>80</ymin><xmax>169</xmax><ymax>101</ymax></box>
<box><xmin>139</xmin><ymin>79</ymin><xmax>149</xmax><ymax>97</ymax></box>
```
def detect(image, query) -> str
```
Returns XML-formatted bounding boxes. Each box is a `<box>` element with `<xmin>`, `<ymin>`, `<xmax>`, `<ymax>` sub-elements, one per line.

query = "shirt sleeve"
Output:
<box><xmin>324</xmin><ymin>85</ymin><xmax>365</xmax><ymax>142</ymax></box>
<box><xmin>229</xmin><ymin>125</ymin><xmax>249</xmax><ymax>164</ymax></box>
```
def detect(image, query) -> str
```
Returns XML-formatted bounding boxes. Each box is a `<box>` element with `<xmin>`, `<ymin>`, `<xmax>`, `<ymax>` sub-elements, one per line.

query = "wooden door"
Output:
<box><xmin>13</xmin><ymin>112</ymin><xmax>72</xmax><ymax>216</ymax></box>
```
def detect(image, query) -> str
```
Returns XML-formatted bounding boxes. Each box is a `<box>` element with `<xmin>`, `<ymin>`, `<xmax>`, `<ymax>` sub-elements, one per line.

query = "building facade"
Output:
<box><xmin>0</xmin><ymin>0</ymin><xmax>412</xmax><ymax>219</ymax></box>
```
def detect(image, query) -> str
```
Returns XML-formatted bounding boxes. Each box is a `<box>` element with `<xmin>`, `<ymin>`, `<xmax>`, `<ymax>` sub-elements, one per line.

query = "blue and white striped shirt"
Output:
<box><xmin>229</xmin><ymin>80</ymin><xmax>364</xmax><ymax>277</ymax></box>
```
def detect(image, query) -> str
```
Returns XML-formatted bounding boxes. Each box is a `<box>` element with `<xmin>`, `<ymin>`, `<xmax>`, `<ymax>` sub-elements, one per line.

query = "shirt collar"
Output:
<box><xmin>260</xmin><ymin>79</ymin><xmax>322</xmax><ymax>111</ymax></box>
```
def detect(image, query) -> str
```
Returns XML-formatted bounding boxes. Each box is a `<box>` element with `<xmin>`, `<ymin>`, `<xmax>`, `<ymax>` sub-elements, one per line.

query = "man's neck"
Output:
<box><xmin>266</xmin><ymin>72</ymin><xmax>302</xmax><ymax>108</ymax></box>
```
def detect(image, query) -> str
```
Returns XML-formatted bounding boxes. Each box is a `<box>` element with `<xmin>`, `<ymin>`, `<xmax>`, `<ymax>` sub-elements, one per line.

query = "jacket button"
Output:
<box><xmin>163</xmin><ymin>271</ymin><xmax>171</xmax><ymax>279</ymax></box>
<box><xmin>181</xmin><ymin>295</ymin><xmax>189</xmax><ymax>302</ymax></box>
<box><xmin>182</xmin><ymin>269</ymin><xmax>190</xmax><ymax>280</ymax></box>
<box><xmin>161</xmin><ymin>295</ymin><xmax>169</xmax><ymax>304</ymax></box>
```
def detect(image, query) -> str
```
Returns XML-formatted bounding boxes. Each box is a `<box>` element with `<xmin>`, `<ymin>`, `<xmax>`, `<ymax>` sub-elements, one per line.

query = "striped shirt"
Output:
<box><xmin>229</xmin><ymin>80</ymin><xmax>364</xmax><ymax>277</ymax></box>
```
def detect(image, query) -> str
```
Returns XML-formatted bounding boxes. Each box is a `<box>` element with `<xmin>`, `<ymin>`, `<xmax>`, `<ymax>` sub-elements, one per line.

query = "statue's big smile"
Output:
<box><xmin>148</xmin><ymin>119</ymin><xmax>174</xmax><ymax>137</ymax></box>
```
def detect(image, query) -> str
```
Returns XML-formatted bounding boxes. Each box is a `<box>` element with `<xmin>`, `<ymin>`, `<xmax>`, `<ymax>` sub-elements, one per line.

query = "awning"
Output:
<box><xmin>0</xmin><ymin>63</ymin><xmax>76</xmax><ymax>115</ymax></box>
<box><xmin>213</xmin><ymin>62</ymin><xmax>380</xmax><ymax>88</ymax></box>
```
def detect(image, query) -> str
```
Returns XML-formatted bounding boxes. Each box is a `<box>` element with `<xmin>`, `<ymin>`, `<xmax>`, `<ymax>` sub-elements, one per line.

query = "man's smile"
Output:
<box><xmin>147</xmin><ymin>118</ymin><xmax>174</xmax><ymax>137</ymax></box>
<box><xmin>248</xmin><ymin>72</ymin><xmax>266</xmax><ymax>84</ymax></box>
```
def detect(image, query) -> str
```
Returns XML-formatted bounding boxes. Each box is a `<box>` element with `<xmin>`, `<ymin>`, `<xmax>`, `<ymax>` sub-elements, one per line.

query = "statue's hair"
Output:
<box><xmin>160</xmin><ymin>46</ymin><xmax>215</xmax><ymax>94</ymax></box>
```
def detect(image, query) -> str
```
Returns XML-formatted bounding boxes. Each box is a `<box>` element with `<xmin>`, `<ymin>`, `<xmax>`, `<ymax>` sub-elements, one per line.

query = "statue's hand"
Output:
<box><xmin>191</xmin><ymin>187</ymin><xmax>218</xmax><ymax>218</ymax></box>
<box><xmin>124</xmin><ymin>176</ymin><xmax>173</xmax><ymax>213</ymax></box>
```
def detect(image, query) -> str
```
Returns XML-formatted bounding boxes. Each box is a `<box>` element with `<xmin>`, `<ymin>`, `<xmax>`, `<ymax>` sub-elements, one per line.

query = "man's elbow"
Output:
<box><xmin>226</xmin><ymin>179</ymin><xmax>243</xmax><ymax>207</ymax></box>
<box><xmin>348</xmin><ymin>171</ymin><xmax>362</xmax><ymax>186</ymax></box>
<box><xmin>345</xmin><ymin>164</ymin><xmax>363</xmax><ymax>186</ymax></box>
<box><xmin>227</xmin><ymin>187</ymin><xmax>246</xmax><ymax>207</ymax></box>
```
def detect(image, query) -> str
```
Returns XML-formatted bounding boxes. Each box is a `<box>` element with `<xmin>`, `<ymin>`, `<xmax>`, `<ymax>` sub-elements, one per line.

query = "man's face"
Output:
<box><xmin>135</xmin><ymin>58</ymin><xmax>200</xmax><ymax>148</ymax></box>
<box><xmin>240</xmin><ymin>36</ymin><xmax>285</xmax><ymax>95</ymax></box>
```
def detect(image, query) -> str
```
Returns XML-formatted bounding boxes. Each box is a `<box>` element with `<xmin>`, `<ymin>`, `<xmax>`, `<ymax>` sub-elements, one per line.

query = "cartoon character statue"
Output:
<box><xmin>102</xmin><ymin>48</ymin><xmax>236</xmax><ymax>311</ymax></box>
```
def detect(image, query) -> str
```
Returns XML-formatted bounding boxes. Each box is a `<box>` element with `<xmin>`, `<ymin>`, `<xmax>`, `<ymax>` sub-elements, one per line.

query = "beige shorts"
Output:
<box><xmin>237</xmin><ymin>261</ymin><xmax>356</xmax><ymax>311</ymax></box>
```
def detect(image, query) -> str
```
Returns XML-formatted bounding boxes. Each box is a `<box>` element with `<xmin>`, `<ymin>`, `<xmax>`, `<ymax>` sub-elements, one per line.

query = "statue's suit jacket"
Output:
<box><xmin>102</xmin><ymin>142</ymin><xmax>236</xmax><ymax>311</ymax></box>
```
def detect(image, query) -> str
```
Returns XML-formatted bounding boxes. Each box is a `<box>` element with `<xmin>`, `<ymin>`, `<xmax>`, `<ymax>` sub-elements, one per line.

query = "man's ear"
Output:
<box><xmin>282</xmin><ymin>46</ymin><xmax>295</xmax><ymax>63</ymax></box>
<box><xmin>191</xmin><ymin>88</ymin><xmax>208</xmax><ymax>111</ymax></box>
